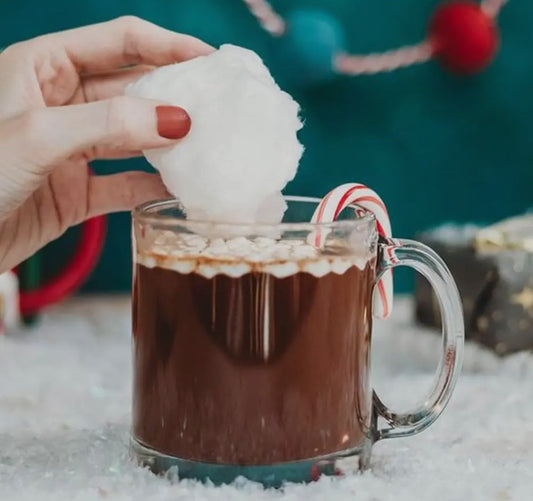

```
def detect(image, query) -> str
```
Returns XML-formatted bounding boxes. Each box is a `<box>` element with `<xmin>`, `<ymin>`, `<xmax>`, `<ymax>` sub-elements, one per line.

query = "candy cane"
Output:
<box><xmin>310</xmin><ymin>183</ymin><xmax>393</xmax><ymax>319</ymax></box>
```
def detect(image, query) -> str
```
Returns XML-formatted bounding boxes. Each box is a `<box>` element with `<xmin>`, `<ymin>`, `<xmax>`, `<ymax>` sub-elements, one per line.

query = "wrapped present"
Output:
<box><xmin>415</xmin><ymin>214</ymin><xmax>533</xmax><ymax>355</ymax></box>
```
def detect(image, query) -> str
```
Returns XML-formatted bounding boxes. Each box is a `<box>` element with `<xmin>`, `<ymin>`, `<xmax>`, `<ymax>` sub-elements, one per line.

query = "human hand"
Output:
<box><xmin>0</xmin><ymin>16</ymin><xmax>213</xmax><ymax>273</ymax></box>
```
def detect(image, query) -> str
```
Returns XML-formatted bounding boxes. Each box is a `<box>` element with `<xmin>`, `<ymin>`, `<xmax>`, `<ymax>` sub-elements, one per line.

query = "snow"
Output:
<box><xmin>0</xmin><ymin>296</ymin><xmax>532</xmax><ymax>500</ymax></box>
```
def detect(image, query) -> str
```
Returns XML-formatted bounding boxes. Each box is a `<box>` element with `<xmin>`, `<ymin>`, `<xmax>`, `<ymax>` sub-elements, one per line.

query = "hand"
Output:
<box><xmin>0</xmin><ymin>16</ymin><xmax>213</xmax><ymax>273</ymax></box>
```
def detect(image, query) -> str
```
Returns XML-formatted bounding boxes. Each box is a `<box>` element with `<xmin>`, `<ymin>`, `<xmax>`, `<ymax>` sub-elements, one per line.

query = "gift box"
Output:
<box><xmin>415</xmin><ymin>214</ymin><xmax>533</xmax><ymax>355</ymax></box>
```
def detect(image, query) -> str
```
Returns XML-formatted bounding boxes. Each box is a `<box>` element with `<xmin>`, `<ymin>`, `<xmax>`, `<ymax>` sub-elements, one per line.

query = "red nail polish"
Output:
<box><xmin>156</xmin><ymin>106</ymin><xmax>191</xmax><ymax>139</ymax></box>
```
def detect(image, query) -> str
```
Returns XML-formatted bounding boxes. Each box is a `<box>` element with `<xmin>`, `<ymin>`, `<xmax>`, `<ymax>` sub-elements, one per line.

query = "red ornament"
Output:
<box><xmin>429</xmin><ymin>1</ymin><xmax>499</xmax><ymax>74</ymax></box>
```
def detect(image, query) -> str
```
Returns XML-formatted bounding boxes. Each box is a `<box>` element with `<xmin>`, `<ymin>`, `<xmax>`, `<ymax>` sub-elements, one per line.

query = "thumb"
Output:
<box><xmin>11</xmin><ymin>97</ymin><xmax>190</xmax><ymax>168</ymax></box>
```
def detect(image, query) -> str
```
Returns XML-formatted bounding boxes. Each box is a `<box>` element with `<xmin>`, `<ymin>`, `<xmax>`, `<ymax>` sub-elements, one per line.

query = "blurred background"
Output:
<box><xmin>1</xmin><ymin>0</ymin><xmax>531</xmax><ymax>294</ymax></box>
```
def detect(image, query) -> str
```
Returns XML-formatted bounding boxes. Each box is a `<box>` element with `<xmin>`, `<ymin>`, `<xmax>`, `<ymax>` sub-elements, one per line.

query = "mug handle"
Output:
<box><xmin>373</xmin><ymin>238</ymin><xmax>464</xmax><ymax>440</ymax></box>
<box><xmin>18</xmin><ymin>216</ymin><xmax>107</xmax><ymax>316</ymax></box>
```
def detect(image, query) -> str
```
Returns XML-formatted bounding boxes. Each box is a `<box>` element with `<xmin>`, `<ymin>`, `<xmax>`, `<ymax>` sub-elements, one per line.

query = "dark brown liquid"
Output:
<box><xmin>132</xmin><ymin>259</ymin><xmax>375</xmax><ymax>465</ymax></box>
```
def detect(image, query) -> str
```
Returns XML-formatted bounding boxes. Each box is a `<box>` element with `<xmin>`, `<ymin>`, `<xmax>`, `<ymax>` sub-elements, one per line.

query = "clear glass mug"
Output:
<box><xmin>131</xmin><ymin>197</ymin><xmax>464</xmax><ymax>487</ymax></box>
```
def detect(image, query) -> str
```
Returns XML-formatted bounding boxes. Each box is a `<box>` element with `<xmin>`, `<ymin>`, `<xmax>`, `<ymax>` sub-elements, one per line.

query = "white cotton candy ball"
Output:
<box><xmin>126</xmin><ymin>44</ymin><xmax>304</xmax><ymax>224</ymax></box>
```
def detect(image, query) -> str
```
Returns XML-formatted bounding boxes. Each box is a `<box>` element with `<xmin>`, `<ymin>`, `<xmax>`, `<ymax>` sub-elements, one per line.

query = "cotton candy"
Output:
<box><xmin>127</xmin><ymin>44</ymin><xmax>304</xmax><ymax>224</ymax></box>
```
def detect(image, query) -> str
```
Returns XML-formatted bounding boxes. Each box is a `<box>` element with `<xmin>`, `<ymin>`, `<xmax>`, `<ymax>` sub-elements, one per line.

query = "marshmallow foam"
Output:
<box><xmin>136</xmin><ymin>233</ymin><xmax>374</xmax><ymax>279</ymax></box>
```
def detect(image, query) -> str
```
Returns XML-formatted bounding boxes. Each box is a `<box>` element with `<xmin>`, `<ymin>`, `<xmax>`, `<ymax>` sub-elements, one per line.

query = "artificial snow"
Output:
<box><xmin>0</xmin><ymin>296</ymin><xmax>532</xmax><ymax>500</ymax></box>
<box><xmin>127</xmin><ymin>45</ymin><xmax>304</xmax><ymax>225</ymax></box>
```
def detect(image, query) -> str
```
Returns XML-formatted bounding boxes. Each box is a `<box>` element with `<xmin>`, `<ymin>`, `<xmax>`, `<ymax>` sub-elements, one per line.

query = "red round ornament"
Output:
<box><xmin>429</xmin><ymin>1</ymin><xmax>499</xmax><ymax>74</ymax></box>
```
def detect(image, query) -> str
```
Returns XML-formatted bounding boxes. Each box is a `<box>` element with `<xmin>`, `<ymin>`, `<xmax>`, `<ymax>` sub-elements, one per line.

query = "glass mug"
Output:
<box><xmin>131</xmin><ymin>197</ymin><xmax>464</xmax><ymax>487</ymax></box>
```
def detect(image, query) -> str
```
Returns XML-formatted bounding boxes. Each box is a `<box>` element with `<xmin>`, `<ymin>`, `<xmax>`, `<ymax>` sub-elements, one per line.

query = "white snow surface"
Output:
<box><xmin>0</xmin><ymin>296</ymin><xmax>532</xmax><ymax>501</ymax></box>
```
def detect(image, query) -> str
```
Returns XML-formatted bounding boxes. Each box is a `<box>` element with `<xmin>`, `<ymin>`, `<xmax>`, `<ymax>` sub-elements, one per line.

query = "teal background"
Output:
<box><xmin>1</xmin><ymin>0</ymin><xmax>531</xmax><ymax>292</ymax></box>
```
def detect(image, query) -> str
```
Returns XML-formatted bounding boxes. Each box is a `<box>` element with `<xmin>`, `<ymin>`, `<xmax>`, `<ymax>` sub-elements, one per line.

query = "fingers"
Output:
<box><xmin>87</xmin><ymin>172</ymin><xmax>170</xmax><ymax>217</ymax></box>
<box><xmin>89</xmin><ymin>149</ymin><xmax>143</xmax><ymax>160</ymax></box>
<box><xmin>80</xmin><ymin>65</ymin><xmax>155</xmax><ymax>103</ymax></box>
<box><xmin>41</xmin><ymin>16</ymin><xmax>214</xmax><ymax>73</ymax></box>
<box><xmin>7</xmin><ymin>96</ymin><xmax>191</xmax><ymax>170</ymax></box>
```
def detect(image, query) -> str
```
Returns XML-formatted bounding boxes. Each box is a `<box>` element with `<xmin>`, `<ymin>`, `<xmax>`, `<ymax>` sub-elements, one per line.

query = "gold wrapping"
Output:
<box><xmin>474</xmin><ymin>214</ymin><xmax>533</xmax><ymax>252</ymax></box>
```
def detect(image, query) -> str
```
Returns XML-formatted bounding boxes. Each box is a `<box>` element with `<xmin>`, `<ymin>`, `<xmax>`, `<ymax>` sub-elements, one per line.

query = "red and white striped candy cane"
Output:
<box><xmin>311</xmin><ymin>183</ymin><xmax>393</xmax><ymax>319</ymax></box>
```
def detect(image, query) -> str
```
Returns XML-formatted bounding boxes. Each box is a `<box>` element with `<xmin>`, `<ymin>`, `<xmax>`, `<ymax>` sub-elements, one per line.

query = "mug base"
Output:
<box><xmin>130</xmin><ymin>436</ymin><xmax>369</xmax><ymax>487</ymax></box>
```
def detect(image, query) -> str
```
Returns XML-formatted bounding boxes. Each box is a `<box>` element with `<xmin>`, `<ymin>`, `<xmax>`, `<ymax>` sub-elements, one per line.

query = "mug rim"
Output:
<box><xmin>132</xmin><ymin>196</ymin><xmax>376</xmax><ymax>232</ymax></box>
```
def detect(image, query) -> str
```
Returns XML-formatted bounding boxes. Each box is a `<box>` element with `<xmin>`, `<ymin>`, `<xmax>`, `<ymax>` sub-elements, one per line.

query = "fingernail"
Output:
<box><xmin>156</xmin><ymin>106</ymin><xmax>191</xmax><ymax>139</ymax></box>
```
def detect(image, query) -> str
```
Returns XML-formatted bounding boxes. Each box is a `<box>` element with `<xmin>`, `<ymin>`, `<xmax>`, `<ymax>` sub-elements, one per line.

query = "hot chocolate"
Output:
<box><xmin>132</xmin><ymin>234</ymin><xmax>376</xmax><ymax>465</ymax></box>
